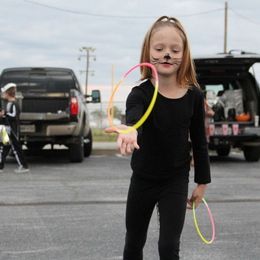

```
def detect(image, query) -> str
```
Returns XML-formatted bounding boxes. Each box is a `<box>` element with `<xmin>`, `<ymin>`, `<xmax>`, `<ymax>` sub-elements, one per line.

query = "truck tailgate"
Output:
<box><xmin>20</xmin><ymin>112</ymin><xmax>70</xmax><ymax>121</ymax></box>
<box><xmin>21</xmin><ymin>93</ymin><xmax>70</xmax><ymax>113</ymax></box>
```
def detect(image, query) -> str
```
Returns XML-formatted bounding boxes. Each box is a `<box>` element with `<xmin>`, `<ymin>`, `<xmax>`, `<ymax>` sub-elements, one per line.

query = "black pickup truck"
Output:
<box><xmin>0</xmin><ymin>67</ymin><xmax>100</xmax><ymax>162</ymax></box>
<box><xmin>194</xmin><ymin>51</ymin><xmax>260</xmax><ymax>161</ymax></box>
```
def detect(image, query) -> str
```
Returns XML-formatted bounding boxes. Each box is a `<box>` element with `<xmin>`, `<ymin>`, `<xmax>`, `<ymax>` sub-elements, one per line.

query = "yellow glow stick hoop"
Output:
<box><xmin>107</xmin><ymin>63</ymin><xmax>159</xmax><ymax>134</ymax></box>
<box><xmin>192</xmin><ymin>198</ymin><xmax>216</xmax><ymax>244</ymax></box>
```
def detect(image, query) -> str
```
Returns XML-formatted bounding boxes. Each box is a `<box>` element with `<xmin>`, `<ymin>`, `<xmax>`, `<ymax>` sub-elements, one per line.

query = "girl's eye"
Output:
<box><xmin>173</xmin><ymin>50</ymin><xmax>180</xmax><ymax>53</ymax></box>
<box><xmin>154</xmin><ymin>47</ymin><xmax>163</xmax><ymax>51</ymax></box>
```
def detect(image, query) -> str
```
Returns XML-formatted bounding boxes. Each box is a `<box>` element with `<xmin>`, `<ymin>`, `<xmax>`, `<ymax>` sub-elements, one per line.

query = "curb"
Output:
<box><xmin>93</xmin><ymin>142</ymin><xmax>118</xmax><ymax>150</ymax></box>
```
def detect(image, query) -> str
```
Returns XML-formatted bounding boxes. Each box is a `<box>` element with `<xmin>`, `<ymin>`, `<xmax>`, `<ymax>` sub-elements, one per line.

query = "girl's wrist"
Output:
<box><xmin>197</xmin><ymin>184</ymin><xmax>207</xmax><ymax>189</ymax></box>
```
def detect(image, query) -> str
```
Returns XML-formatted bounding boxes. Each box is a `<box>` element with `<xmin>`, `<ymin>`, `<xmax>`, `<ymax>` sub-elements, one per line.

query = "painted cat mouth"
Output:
<box><xmin>151</xmin><ymin>56</ymin><xmax>182</xmax><ymax>66</ymax></box>
<box><xmin>161</xmin><ymin>62</ymin><xmax>173</xmax><ymax>65</ymax></box>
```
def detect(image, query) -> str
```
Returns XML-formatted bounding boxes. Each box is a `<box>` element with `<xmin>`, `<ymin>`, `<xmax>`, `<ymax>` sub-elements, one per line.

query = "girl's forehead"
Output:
<box><xmin>151</xmin><ymin>26</ymin><xmax>183</xmax><ymax>45</ymax></box>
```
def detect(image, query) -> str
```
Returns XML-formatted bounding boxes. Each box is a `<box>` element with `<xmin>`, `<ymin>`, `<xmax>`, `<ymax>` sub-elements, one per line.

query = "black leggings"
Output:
<box><xmin>0</xmin><ymin>130</ymin><xmax>28</xmax><ymax>170</ymax></box>
<box><xmin>123</xmin><ymin>175</ymin><xmax>188</xmax><ymax>260</ymax></box>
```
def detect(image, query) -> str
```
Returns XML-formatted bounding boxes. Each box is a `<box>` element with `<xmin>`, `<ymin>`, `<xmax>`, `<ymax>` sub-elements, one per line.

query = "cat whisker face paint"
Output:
<box><xmin>150</xmin><ymin>56</ymin><xmax>182</xmax><ymax>66</ymax></box>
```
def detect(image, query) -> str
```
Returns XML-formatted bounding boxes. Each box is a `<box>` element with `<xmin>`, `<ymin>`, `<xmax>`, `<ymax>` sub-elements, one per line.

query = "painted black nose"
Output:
<box><xmin>164</xmin><ymin>53</ymin><xmax>171</xmax><ymax>60</ymax></box>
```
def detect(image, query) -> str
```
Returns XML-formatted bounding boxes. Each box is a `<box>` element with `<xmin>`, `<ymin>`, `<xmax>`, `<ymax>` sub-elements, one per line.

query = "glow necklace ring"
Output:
<box><xmin>107</xmin><ymin>62</ymin><xmax>159</xmax><ymax>134</ymax></box>
<box><xmin>192</xmin><ymin>198</ymin><xmax>215</xmax><ymax>244</ymax></box>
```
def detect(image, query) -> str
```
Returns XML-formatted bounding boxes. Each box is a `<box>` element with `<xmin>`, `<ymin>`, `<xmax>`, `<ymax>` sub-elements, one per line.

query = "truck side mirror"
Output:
<box><xmin>85</xmin><ymin>90</ymin><xmax>101</xmax><ymax>103</ymax></box>
<box><xmin>85</xmin><ymin>89</ymin><xmax>101</xmax><ymax>103</ymax></box>
<box><xmin>91</xmin><ymin>90</ymin><xmax>101</xmax><ymax>103</ymax></box>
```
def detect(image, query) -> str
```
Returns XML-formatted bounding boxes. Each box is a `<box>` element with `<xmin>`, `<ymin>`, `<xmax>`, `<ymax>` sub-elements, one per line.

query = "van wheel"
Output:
<box><xmin>216</xmin><ymin>145</ymin><xmax>231</xmax><ymax>157</ymax></box>
<box><xmin>69</xmin><ymin>136</ymin><xmax>84</xmax><ymax>162</ymax></box>
<box><xmin>84</xmin><ymin>129</ymin><xmax>92</xmax><ymax>157</ymax></box>
<box><xmin>243</xmin><ymin>146</ymin><xmax>260</xmax><ymax>162</ymax></box>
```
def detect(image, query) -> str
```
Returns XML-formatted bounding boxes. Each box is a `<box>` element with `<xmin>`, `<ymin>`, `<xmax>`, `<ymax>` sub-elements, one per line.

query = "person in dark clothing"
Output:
<box><xmin>0</xmin><ymin>83</ymin><xmax>29</xmax><ymax>173</ymax></box>
<box><xmin>106</xmin><ymin>16</ymin><xmax>211</xmax><ymax>260</ymax></box>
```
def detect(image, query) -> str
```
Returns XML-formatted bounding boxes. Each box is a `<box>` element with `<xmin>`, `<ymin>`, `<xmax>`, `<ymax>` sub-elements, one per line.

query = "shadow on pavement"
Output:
<box><xmin>209</xmin><ymin>154</ymin><xmax>246</xmax><ymax>163</ymax></box>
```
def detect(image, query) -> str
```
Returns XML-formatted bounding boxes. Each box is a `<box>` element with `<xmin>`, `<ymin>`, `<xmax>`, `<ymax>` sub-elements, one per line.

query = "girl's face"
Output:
<box><xmin>149</xmin><ymin>25</ymin><xmax>184</xmax><ymax>77</ymax></box>
<box><xmin>2</xmin><ymin>92</ymin><xmax>8</xmax><ymax>100</ymax></box>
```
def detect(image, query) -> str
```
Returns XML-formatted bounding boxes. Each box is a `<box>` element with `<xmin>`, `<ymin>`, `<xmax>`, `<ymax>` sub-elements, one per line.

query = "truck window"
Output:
<box><xmin>205</xmin><ymin>84</ymin><xmax>224</xmax><ymax>94</ymax></box>
<box><xmin>48</xmin><ymin>71</ymin><xmax>76</xmax><ymax>92</ymax></box>
<box><xmin>0</xmin><ymin>70</ymin><xmax>77</xmax><ymax>93</ymax></box>
<box><xmin>0</xmin><ymin>71</ymin><xmax>29</xmax><ymax>90</ymax></box>
<box><xmin>29</xmin><ymin>72</ymin><xmax>48</xmax><ymax>93</ymax></box>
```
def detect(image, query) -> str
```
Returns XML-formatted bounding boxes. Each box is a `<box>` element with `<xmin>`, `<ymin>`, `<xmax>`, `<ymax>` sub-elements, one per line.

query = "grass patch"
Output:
<box><xmin>92</xmin><ymin>128</ymin><xmax>117</xmax><ymax>142</ymax></box>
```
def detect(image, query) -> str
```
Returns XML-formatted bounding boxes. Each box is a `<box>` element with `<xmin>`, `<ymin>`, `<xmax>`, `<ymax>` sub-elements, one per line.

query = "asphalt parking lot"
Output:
<box><xmin>0</xmin><ymin>145</ymin><xmax>259</xmax><ymax>260</ymax></box>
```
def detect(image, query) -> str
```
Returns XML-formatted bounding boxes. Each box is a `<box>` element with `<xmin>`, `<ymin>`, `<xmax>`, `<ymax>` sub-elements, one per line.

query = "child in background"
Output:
<box><xmin>106</xmin><ymin>16</ymin><xmax>211</xmax><ymax>260</ymax></box>
<box><xmin>0</xmin><ymin>83</ymin><xmax>29</xmax><ymax>173</ymax></box>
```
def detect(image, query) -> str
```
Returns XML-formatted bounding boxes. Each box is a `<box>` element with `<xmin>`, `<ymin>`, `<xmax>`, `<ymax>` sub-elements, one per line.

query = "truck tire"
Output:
<box><xmin>216</xmin><ymin>145</ymin><xmax>231</xmax><ymax>157</ymax></box>
<box><xmin>84</xmin><ymin>129</ymin><xmax>92</xmax><ymax>157</ymax></box>
<box><xmin>69</xmin><ymin>136</ymin><xmax>84</xmax><ymax>162</ymax></box>
<box><xmin>243</xmin><ymin>146</ymin><xmax>260</xmax><ymax>162</ymax></box>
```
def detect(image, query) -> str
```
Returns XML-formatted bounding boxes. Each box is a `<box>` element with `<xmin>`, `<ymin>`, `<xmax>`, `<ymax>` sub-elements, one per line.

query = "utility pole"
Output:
<box><xmin>224</xmin><ymin>1</ymin><xmax>228</xmax><ymax>54</ymax></box>
<box><xmin>79</xmin><ymin>47</ymin><xmax>96</xmax><ymax>95</ymax></box>
<box><xmin>111</xmin><ymin>64</ymin><xmax>115</xmax><ymax>94</ymax></box>
<box><xmin>111</xmin><ymin>64</ymin><xmax>115</xmax><ymax>120</ymax></box>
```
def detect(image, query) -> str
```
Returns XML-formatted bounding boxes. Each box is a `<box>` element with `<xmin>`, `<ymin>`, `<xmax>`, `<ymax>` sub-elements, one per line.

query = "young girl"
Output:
<box><xmin>0</xmin><ymin>83</ymin><xmax>29</xmax><ymax>173</ymax></box>
<box><xmin>106</xmin><ymin>16</ymin><xmax>211</xmax><ymax>260</ymax></box>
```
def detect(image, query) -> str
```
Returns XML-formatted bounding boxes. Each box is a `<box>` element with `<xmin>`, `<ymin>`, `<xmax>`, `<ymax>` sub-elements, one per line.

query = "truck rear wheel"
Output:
<box><xmin>69</xmin><ymin>136</ymin><xmax>84</xmax><ymax>162</ymax></box>
<box><xmin>243</xmin><ymin>146</ymin><xmax>260</xmax><ymax>162</ymax></box>
<box><xmin>216</xmin><ymin>145</ymin><xmax>231</xmax><ymax>157</ymax></box>
<box><xmin>84</xmin><ymin>129</ymin><xmax>92</xmax><ymax>157</ymax></box>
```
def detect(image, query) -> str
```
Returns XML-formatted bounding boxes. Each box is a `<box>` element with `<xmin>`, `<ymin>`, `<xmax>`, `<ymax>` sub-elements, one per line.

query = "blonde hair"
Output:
<box><xmin>140</xmin><ymin>16</ymin><xmax>199</xmax><ymax>88</ymax></box>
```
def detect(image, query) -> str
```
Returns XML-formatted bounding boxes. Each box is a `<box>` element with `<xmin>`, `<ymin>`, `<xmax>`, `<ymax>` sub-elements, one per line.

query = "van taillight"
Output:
<box><xmin>70</xmin><ymin>97</ymin><xmax>79</xmax><ymax>116</ymax></box>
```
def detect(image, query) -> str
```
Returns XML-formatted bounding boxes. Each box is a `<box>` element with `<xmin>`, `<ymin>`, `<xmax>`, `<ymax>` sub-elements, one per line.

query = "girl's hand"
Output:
<box><xmin>187</xmin><ymin>184</ymin><xmax>207</xmax><ymax>209</ymax></box>
<box><xmin>105</xmin><ymin>125</ymin><xmax>140</xmax><ymax>155</ymax></box>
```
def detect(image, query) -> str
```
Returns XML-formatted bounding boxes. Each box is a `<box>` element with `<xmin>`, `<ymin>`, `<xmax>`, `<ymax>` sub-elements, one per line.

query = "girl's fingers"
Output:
<box><xmin>133</xmin><ymin>141</ymin><xmax>140</xmax><ymax>150</ymax></box>
<box><xmin>120</xmin><ymin>141</ymin><xmax>127</xmax><ymax>155</ymax></box>
<box><xmin>193</xmin><ymin>200</ymin><xmax>199</xmax><ymax>209</ymax></box>
<box><xmin>186</xmin><ymin>204</ymin><xmax>192</xmax><ymax>210</ymax></box>
<box><xmin>194</xmin><ymin>198</ymin><xmax>202</xmax><ymax>208</ymax></box>
<box><xmin>106</xmin><ymin>124</ymin><xmax>139</xmax><ymax>155</ymax></box>
<box><xmin>117</xmin><ymin>136</ymin><xmax>123</xmax><ymax>148</ymax></box>
<box><xmin>126</xmin><ymin>143</ymin><xmax>133</xmax><ymax>154</ymax></box>
<box><xmin>186</xmin><ymin>199</ymin><xmax>192</xmax><ymax>210</ymax></box>
<box><xmin>188</xmin><ymin>196</ymin><xmax>202</xmax><ymax>209</ymax></box>
<box><xmin>187</xmin><ymin>197</ymin><xmax>197</xmax><ymax>209</ymax></box>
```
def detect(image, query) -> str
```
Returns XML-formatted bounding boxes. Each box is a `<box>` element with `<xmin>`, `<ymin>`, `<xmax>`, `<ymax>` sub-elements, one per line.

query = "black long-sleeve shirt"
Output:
<box><xmin>3</xmin><ymin>100</ymin><xmax>20</xmax><ymax>135</ymax></box>
<box><xmin>126</xmin><ymin>79</ymin><xmax>211</xmax><ymax>184</ymax></box>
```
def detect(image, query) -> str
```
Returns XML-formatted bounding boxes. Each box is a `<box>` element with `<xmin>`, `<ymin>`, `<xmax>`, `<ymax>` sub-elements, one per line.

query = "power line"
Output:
<box><xmin>230</xmin><ymin>7</ymin><xmax>260</xmax><ymax>26</ymax></box>
<box><xmin>24</xmin><ymin>0</ymin><xmax>223</xmax><ymax>19</ymax></box>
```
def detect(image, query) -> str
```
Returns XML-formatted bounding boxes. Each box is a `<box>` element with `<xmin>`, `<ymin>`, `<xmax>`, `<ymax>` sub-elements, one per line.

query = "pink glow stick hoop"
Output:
<box><xmin>107</xmin><ymin>63</ymin><xmax>159</xmax><ymax>134</ymax></box>
<box><xmin>192</xmin><ymin>198</ymin><xmax>215</xmax><ymax>244</ymax></box>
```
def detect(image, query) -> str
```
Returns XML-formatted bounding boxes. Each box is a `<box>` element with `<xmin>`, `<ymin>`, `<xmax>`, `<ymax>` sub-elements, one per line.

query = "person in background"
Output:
<box><xmin>204</xmin><ymin>99</ymin><xmax>215</xmax><ymax>142</ymax></box>
<box><xmin>0</xmin><ymin>83</ymin><xmax>29</xmax><ymax>173</ymax></box>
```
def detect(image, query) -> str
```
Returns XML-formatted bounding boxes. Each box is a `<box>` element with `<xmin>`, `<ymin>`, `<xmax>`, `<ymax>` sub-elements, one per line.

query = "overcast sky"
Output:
<box><xmin>1</xmin><ymin>0</ymin><xmax>260</xmax><ymax>101</ymax></box>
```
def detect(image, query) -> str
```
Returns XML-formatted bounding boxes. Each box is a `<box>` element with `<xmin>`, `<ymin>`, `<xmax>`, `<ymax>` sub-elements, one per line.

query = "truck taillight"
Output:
<box><xmin>70</xmin><ymin>97</ymin><xmax>79</xmax><ymax>116</ymax></box>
